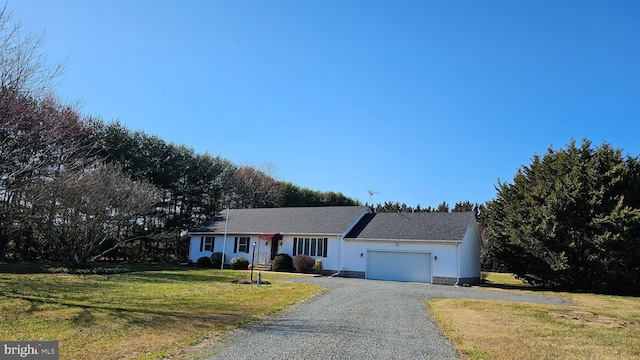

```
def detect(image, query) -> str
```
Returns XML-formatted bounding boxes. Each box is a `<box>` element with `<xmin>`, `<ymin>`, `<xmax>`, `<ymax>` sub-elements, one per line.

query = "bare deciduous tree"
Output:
<box><xmin>0</xmin><ymin>7</ymin><xmax>70</xmax><ymax>261</ymax></box>
<box><xmin>0</xmin><ymin>91</ymin><xmax>91</xmax><ymax>260</ymax></box>
<box><xmin>0</xmin><ymin>6</ymin><xmax>63</xmax><ymax>102</ymax></box>
<box><xmin>231</xmin><ymin>164</ymin><xmax>284</xmax><ymax>208</ymax></box>
<box><xmin>32</xmin><ymin>162</ymin><xmax>157</xmax><ymax>267</ymax></box>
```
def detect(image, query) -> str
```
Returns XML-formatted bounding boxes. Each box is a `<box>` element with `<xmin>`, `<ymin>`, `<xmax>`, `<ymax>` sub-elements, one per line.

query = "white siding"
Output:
<box><xmin>341</xmin><ymin>239</ymin><xmax>458</xmax><ymax>279</ymax></box>
<box><xmin>190</xmin><ymin>234</ymin><xmax>341</xmax><ymax>268</ymax></box>
<box><xmin>459</xmin><ymin>223</ymin><xmax>482</xmax><ymax>279</ymax></box>
<box><xmin>189</xmin><ymin>236</ymin><xmax>214</xmax><ymax>261</ymax></box>
<box><xmin>221</xmin><ymin>235</ymin><xmax>253</xmax><ymax>264</ymax></box>
<box><xmin>280</xmin><ymin>236</ymin><xmax>340</xmax><ymax>270</ymax></box>
<box><xmin>189</xmin><ymin>235</ymin><xmax>254</xmax><ymax>264</ymax></box>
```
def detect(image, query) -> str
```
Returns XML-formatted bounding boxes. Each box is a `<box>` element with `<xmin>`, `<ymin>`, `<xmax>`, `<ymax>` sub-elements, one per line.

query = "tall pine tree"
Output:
<box><xmin>485</xmin><ymin>138</ymin><xmax>640</xmax><ymax>294</ymax></box>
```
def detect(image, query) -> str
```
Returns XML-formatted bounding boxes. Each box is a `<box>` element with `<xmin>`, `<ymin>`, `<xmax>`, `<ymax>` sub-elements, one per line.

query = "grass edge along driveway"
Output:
<box><xmin>0</xmin><ymin>267</ymin><xmax>321</xmax><ymax>360</ymax></box>
<box><xmin>428</xmin><ymin>273</ymin><xmax>640</xmax><ymax>360</ymax></box>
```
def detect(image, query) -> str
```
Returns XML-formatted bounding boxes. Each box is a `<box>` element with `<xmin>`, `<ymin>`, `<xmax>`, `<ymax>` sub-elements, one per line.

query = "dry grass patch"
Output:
<box><xmin>0</xmin><ymin>268</ymin><xmax>320</xmax><ymax>360</ymax></box>
<box><xmin>429</xmin><ymin>274</ymin><xmax>640</xmax><ymax>360</ymax></box>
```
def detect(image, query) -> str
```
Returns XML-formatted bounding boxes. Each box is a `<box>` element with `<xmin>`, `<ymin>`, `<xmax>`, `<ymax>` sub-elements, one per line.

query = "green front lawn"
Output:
<box><xmin>0</xmin><ymin>265</ymin><xmax>320</xmax><ymax>360</ymax></box>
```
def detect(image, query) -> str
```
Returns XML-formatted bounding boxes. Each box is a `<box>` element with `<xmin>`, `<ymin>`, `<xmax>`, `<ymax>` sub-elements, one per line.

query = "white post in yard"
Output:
<box><xmin>251</xmin><ymin>242</ymin><xmax>257</xmax><ymax>283</ymax></box>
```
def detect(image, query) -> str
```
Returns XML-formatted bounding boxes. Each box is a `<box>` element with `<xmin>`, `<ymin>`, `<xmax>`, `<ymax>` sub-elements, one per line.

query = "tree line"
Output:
<box><xmin>2</xmin><ymin>7</ymin><xmax>638</xmax><ymax>295</ymax></box>
<box><xmin>0</xmin><ymin>7</ymin><xmax>356</xmax><ymax>266</ymax></box>
<box><xmin>369</xmin><ymin>200</ymin><xmax>482</xmax><ymax>214</ymax></box>
<box><xmin>2</xmin><ymin>113</ymin><xmax>359</xmax><ymax>265</ymax></box>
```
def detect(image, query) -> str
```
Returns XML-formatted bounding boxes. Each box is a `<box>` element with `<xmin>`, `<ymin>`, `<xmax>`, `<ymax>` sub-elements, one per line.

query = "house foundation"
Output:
<box><xmin>322</xmin><ymin>269</ymin><xmax>365</xmax><ymax>278</ymax></box>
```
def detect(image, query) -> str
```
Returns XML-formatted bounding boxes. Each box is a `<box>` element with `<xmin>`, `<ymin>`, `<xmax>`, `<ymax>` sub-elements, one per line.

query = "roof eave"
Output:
<box><xmin>188</xmin><ymin>231</ymin><xmax>343</xmax><ymax>237</ymax></box>
<box><xmin>187</xmin><ymin>231</ymin><xmax>213</xmax><ymax>236</ymax></box>
<box><xmin>344</xmin><ymin>237</ymin><xmax>463</xmax><ymax>243</ymax></box>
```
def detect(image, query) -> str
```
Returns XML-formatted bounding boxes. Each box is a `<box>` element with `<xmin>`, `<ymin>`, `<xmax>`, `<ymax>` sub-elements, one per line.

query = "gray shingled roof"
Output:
<box><xmin>189</xmin><ymin>206</ymin><xmax>370</xmax><ymax>235</ymax></box>
<box><xmin>345</xmin><ymin>212</ymin><xmax>475</xmax><ymax>241</ymax></box>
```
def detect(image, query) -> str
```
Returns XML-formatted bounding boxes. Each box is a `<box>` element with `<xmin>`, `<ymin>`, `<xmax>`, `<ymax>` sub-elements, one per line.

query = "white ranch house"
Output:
<box><xmin>188</xmin><ymin>206</ymin><xmax>482</xmax><ymax>284</ymax></box>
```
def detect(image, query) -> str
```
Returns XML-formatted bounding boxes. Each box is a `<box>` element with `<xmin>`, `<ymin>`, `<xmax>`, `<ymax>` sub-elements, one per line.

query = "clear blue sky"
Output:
<box><xmin>8</xmin><ymin>1</ymin><xmax>640</xmax><ymax>207</ymax></box>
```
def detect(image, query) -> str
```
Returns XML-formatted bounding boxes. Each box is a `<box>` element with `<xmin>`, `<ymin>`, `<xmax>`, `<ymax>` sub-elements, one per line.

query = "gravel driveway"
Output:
<box><xmin>200</xmin><ymin>276</ymin><xmax>572</xmax><ymax>360</ymax></box>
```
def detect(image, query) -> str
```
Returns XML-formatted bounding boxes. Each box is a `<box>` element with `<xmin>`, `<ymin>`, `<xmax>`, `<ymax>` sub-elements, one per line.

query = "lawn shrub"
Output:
<box><xmin>272</xmin><ymin>253</ymin><xmax>293</xmax><ymax>272</ymax></box>
<box><xmin>230</xmin><ymin>257</ymin><xmax>249</xmax><ymax>270</ymax></box>
<box><xmin>211</xmin><ymin>252</ymin><xmax>225</xmax><ymax>268</ymax></box>
<box><xmin>293</xmin><ymin>254</ymin><xmax>315</xmax><ymax>273</ymax></box>
<box><xmin>314</xmin><ymin>259</ymin><xmax>323</xmax><ymax>273</ymax></box>
<box><xmin>196</xmin><ymin>256</ymin><xmax>213</xmax><ymax>268</ymax></box>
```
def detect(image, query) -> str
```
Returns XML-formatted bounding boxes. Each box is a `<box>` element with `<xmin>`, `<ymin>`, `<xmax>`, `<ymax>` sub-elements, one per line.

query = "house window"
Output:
<box><xmin>293</xmin><ymin>238</ymin><xmax>327</xmax><ymax>257</ymax></box>
<box><xmin>234</xmin><ymin>237</ymin><xmax>250</xmax><ymax>253</ymax></box>
<box><xmin>200</xmin><ymin>237</ymin><xmax>214</xmax><ymax>252</ymax></box>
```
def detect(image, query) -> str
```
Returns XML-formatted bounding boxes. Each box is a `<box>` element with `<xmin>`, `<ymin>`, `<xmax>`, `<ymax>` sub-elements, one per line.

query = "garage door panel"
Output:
<box><xmin>367</xmin><ymin>251</ymin><xmax>431</xmax><ymax>283</ymax></box>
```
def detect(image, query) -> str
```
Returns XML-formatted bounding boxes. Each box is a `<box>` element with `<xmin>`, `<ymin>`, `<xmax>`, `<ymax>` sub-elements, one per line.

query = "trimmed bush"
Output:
<box><xmin>272</xmin><ymin>253</ymin><xmax>293</xmax><ymax>272</ymax></box>
<box><xmin>196</xmin><ymin>256</ymin><xmax>213</xmax><ymax>268</ymax></box>
<box><xmin>211</xmin><ymin>252</ymin><xmax>225</xmax><ymax>268</ymax></box>
<box><xmin>230</xmin><ymin>257</ymin><xmax>250</xmax><ymax>270</ymax></box>
<box><xmin>293</xmin><ymin>254</ymin><xmax>315</xmax><ymax>273</ymax></box>
<box><xmin>314</xmin><ymin>259</ymin><xmax>323</xmax><ymax>273</ymax></box>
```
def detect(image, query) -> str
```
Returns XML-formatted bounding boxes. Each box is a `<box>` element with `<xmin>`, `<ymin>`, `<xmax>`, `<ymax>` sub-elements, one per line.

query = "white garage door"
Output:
<box><xmin>367</xmin><ymin>251</ymin><xmax>431</xmax><ymax>283</ymax></box>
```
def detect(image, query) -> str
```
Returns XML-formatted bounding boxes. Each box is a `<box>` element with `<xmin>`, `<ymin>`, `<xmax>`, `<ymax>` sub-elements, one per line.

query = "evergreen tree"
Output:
<box><xmin>485</xmin><ymin>138</ymin><xmax>640</xmax><ymax>294</ymax></box>
<box><xmin>281</xmin><ymin>182</ymin><xmax>359</xmax><ymax>207</ymax></box>
<box><xmin>435</xmin><ymin>201</ymin><xmax>450</xmax><ymax>212</ymax></box>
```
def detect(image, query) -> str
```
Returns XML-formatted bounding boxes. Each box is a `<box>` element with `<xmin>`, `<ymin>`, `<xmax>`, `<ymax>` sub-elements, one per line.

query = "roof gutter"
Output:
<box><xmin>454</xmin><ymin>242</ymin><xmax>461</xmax><ymax>286</ymax></box>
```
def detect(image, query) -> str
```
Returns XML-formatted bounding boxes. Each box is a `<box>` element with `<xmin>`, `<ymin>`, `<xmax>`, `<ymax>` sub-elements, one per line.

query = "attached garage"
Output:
<box><xmin>367</xmin><ymin>250</ymin><xmax>432</xmax><ymax>283</ymax></box>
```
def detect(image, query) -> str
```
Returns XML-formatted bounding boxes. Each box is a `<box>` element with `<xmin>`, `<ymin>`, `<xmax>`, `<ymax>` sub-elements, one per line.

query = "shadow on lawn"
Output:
<box><xmin>0</xmin><ymin>262</ymin><xmax>194</xmax><ymax>274</ymax></box>
<box><xmin>0</xmin><ymin>264</ymin><xmax>288</xmax><ymax>337</ymax></box>
<box><xmin>3</xmin><ymin>291</ymin><xmax>243</xmax><ymax>328</ymax></box>
<box><xmin>476</xmin><ymin>281</ymin><xmax>553</xmax><ymax>293</ymax></box>
<box><xmin>0</xmin><ymin>273</ymin><xmax>249</xmax><ymax>303</ymax></box>
<box><xmin>478</xmin><ymin>280</ymin><xmax>640</xmax><ymax>297</ymax></box>
<box><xmin>1</xmin><ymin>262</ymin><xmax>243</xmax><ymax>280</ymax></box>
<box><xmin>121</xmin><ymin>270</ymin><xmax>237</xmax><ymax>284</ymax></box>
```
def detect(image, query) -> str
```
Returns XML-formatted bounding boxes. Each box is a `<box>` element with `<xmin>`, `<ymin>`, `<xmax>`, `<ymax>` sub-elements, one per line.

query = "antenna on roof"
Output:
<box><xmin>367</xmin><ymin>189</ymin><xmax>381</xmax><ymax>205</ymax></box>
